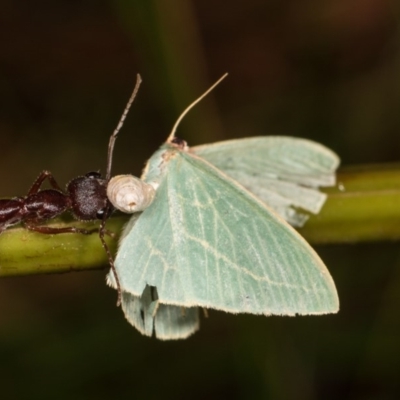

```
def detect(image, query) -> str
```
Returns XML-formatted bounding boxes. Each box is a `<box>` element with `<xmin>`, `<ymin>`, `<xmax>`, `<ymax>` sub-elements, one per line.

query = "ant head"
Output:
<box><xmin>67</xmin><ymin>172</ymin><xmax>110</xmax><ymax>220</ymax></box>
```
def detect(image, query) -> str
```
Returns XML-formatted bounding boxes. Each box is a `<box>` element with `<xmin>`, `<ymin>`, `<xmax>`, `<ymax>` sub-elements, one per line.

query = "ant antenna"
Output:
<box><xmin>101</xmin><ymin>74</ymin><xmax>142</xmax><ymax>306</ymax></box>
<box><xmin>106</xmin><ymin>74</ymin><xmax>142</xmax><ymax>181</ymax></box>
<box><xmin>166</xmin><ymin>73</ymin><xmax>228</xmax><ymax>143</ymax></box>
<box><xmin>99</xmin><ymin>212</ymin><xmax>122</xmax><ymax>306</ymax></box>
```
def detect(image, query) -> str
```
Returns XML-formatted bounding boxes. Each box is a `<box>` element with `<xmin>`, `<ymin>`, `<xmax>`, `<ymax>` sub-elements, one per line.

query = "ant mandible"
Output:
<box><xmin>0</xmin><ymin>74</ymin><xmax>142</xmax><ymax>305</ymax></box>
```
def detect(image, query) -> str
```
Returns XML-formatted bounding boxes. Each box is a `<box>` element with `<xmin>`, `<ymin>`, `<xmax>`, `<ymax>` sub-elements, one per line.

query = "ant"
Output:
<box><xmin>0</xmin><ymin>74</ymin><xmax>142</xmax><ymax>305</ymax></box>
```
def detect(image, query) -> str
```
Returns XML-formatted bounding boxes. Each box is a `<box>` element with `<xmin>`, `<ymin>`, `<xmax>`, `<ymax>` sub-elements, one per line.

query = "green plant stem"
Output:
<box><xmin>1</xmin><ymin>164</ymin><xmax>400</xmax><ymax>277</ymax></box>
<box><xmin>299</xmin><ymin>163</ymin><xmax>400</xmax><ymax>243</ymax></box>
<box><xmin>0</xmin><ymin>217</ymin><xmax>124</xmax><ymax>277</ymax></box>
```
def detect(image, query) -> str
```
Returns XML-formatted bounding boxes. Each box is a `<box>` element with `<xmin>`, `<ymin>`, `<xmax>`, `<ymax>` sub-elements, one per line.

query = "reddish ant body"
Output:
<box><xmin>0</xmin><ymin>74</ymin><xmax>142</xmax><ymax>304</ymax></box>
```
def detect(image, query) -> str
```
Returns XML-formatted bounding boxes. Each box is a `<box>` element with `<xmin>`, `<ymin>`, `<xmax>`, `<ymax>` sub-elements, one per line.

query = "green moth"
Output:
<box><xmin>106</xmin><ymin>76</ymin><xmax>340</xmax><ymax>340</ymax></box>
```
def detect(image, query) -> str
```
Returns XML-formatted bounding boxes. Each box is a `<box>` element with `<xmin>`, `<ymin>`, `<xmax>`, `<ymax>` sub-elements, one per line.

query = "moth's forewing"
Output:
<box><xmin>114</xmin><ymin>146</ymin><xmax>339</xmax><ymax>316</ymax></box>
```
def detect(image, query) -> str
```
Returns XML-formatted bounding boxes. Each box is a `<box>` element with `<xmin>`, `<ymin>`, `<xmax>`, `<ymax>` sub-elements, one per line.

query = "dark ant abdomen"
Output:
<box><xmin>0</xmin><ymin>190</ymin><xmax>71</xmax><ymax>234</ymax></box>
<box><xmin>0</xmin><ymin>198</ymin><xmax>25</xmax><ymax>231</ymax></box>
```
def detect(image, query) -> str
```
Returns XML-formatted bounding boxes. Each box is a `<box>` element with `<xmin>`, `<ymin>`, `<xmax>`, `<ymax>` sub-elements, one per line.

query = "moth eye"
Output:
<box><xmin>107</xmin><ymin>175</ymin><xmax>156</xmax><ymax>213</ymax></box>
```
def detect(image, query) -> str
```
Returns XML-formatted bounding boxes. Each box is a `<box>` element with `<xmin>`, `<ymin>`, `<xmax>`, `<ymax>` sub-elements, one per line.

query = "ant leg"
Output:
<box><xmin>102</xmin><ymin>229</ymin><xmax>116</xmax><ymax>238</ymax></box>
<box><xmin>100</xmin><ymin>209</ymin><xmax>122</xmax><ymax>306</ymax></box>
<box><xmin>24</xmin><ymin>223</ymin><xmax>99</xmax><ymax>235</ymax></box>
<box><xmin>25</xmin><ymin>216</ymin><xmax>121</xmax><ymax>304</ymax></box>
<box><xmin>28</xmin><ymin>170</ymin><xmax>64</xmax><ymax>196</ymax></box>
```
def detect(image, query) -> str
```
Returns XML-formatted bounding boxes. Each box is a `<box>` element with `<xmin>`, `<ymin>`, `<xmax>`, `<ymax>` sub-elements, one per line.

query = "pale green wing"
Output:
<box><xmin>193</xmin><ymin>137</ymin><xmax>340</xmax><ymax>226</ymax></box>
<box><xmin>113</xmin><ymin>149</ymin><xmax>339</xmax><ymax>315</ymax></box>
<box><xmin>121</xmin><ymin>289</ymin><xmax>200</xmax><ymax>340</ymax></box>
<box><xmin>154</xmin><ymin>304</ymin><xmax>199</xmax><ymax>340</ymax></box>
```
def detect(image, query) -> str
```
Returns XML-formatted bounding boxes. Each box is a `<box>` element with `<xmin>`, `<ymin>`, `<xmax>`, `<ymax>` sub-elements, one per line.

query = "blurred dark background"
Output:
<box><xmin>1</xmin><ymin>1</ymin><xmax>400</xmax><ymax>399</ymax></box>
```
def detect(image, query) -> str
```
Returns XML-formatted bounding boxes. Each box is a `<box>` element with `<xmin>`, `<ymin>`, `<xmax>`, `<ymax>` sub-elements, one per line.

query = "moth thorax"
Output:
<box><xmin>107</xmin><ymin>175</ymin><xmax>156</xmax><ymax>213</ymax></box>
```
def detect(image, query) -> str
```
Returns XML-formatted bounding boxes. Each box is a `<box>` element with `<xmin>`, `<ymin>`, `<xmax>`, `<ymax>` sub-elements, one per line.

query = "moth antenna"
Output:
<box><xmin>167</xmin><ymin>73</ymin><xmax>228</xmax><ymax>143</ymax></box>
<box><xmin>106</xmin><ymin>74</ymin><xmax>142</xmax><ymax>180</ymax></box>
